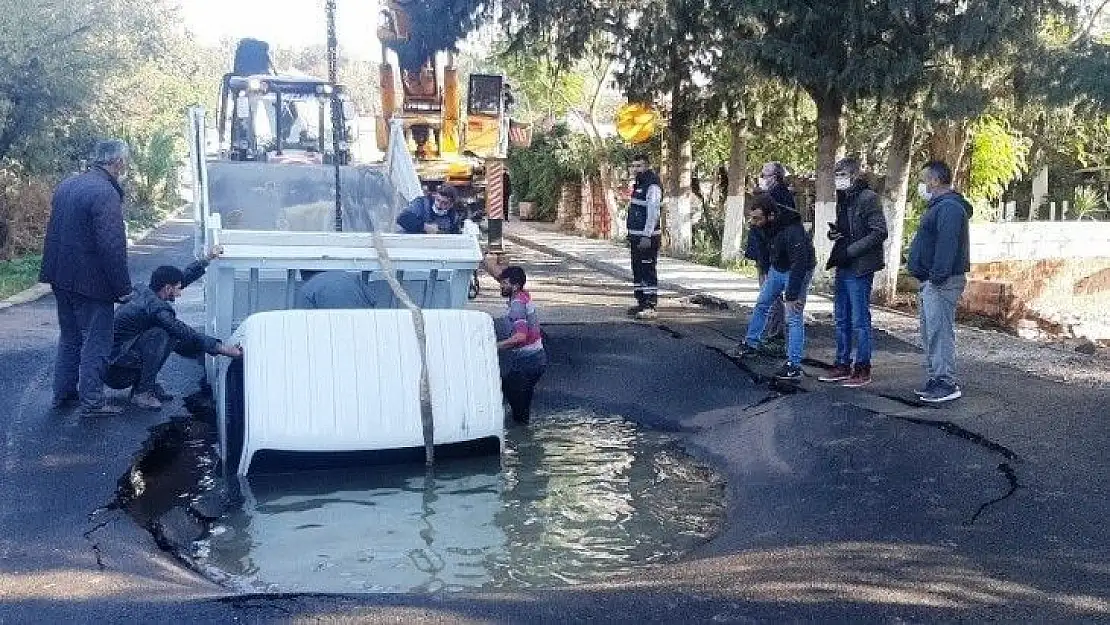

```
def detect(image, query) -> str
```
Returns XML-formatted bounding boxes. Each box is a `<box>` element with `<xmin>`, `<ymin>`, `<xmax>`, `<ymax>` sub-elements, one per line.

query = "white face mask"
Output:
<box><xmin>757</xmin><ymin>177</ymin><xmax>773</xmax><ymax>191</ymax></box>
<box><xmin>917</xmin><ymin>182</ymin><xmax>932</xmax><ymax>201</ymax></box>
<box><xmin>834</xmin><ymin>175</ymin><xmax>851</xmax><ymax>191</ymax></box>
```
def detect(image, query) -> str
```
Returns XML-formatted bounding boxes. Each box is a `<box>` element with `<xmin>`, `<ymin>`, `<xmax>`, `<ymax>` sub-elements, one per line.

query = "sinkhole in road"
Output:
<box><xmin>121</xmin><ymin>409</ymin><xmax>726</xmax><ymax>594</ymax></box>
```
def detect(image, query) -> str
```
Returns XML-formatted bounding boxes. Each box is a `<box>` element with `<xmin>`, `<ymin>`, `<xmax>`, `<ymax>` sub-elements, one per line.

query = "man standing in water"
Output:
<box><xmin>483</xmin><ymin>254</ymin><xmax>546</xmax><ymax>424</ymax></box>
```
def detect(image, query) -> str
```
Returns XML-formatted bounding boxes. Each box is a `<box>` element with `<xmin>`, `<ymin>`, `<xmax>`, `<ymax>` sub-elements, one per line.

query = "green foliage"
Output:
<box><xmin>383</xmin><ymin>0</ymin><xmax>494</xmax><ymax>71</ymax></box>
<box><xmin>967</xmin><ymin>117</ymin><xmax>1032</xmax><ymax>202</ymax></box>
<box><xmin>124</xmin><ymin>131</ymin><xmax>180</xmax><ymax>226</ymax></box>
<box><xmin>1071</xmin><ymin>186</ymin><xmax>1108</xmax><ymax>219</ymax></box>
<box><xmin>0</xmin><ymin>254</ymin><xmax>41</xmax><ymax>299</ymax></box>
<box><xmin>498</xmin><ymin>49</ymin><xmax>587</xmax><ymax>122</ymax></box>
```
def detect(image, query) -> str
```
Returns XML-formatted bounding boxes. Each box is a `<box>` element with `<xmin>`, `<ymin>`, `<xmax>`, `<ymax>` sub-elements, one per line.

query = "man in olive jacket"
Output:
<box><xmin>40</xmin><ymin>140</ymin><xmax>133</xmax><ymax>415</ymax></box>
<box><xmin>819</xmin><ymin>157</ymin><xmax>888</xmax><ymax>388</ymax></box>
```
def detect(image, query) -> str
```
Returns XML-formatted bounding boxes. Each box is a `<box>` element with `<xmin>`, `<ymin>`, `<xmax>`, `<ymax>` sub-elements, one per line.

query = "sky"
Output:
<box><xmin>181</xmin><ymin>0</ymin><xmax>384</xmax><ymax>61</ymax></box>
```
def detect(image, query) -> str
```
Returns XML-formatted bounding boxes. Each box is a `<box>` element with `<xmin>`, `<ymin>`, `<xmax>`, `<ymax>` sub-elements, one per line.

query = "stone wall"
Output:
<box><xmin>959</xmin><ymin>222</ymin><xmax>1110</xmax><ymax>342</ymax></box>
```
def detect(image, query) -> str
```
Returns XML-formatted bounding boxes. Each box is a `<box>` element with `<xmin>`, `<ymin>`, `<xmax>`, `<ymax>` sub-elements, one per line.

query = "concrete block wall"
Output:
<box><xmin>970</xmin><ymin>222</ymin><xmax>1110</xmax><ymax>263</ymax></box>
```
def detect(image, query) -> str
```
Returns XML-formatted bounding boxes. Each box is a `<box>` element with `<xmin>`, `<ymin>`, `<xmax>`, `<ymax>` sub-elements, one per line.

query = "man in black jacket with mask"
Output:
<box><xmin>626</xmin><ymin>154</ymin><xmax>663</xmax><ymax>320</ymax></box>
<box><xmin>735</xmin><ymin>194</ymin><xmax>817</xmax><ymax>381</ymax></box>
<box><xmin>818</xmin><ymin>157</ymin><xmax>888</xmax><ymax>388</ymax></box>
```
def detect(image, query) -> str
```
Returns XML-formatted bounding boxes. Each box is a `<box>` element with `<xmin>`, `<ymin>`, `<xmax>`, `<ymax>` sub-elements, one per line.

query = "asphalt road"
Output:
<box><xmin>1</xmin><ymin>218</ymin><xmax>1108</xmax><ymax>623</ymax></box>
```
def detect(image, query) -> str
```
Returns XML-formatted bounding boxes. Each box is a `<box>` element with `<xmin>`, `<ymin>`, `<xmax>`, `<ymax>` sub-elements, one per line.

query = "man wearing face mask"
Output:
<box><xmin>396</xmin><ymin>183</ymin><xmax>464</xmax><ymax>234</ymax></box>
<box><xmin>819</xmin><ymin>158</ymin><xmax>887</xmax><ymax>388</ymax></box>
<box><xmin>744</xmin><ymin>161</ymin><xmax>796</xmax><ymax>350</ymax></box>
<box><xmin>40</xmin><ymin>139</ymin><xmax>134</xmax><ymax>415</ymax></box>
<box><xmin>908</xmin><ymin>160</ymin><xmax>973</xmax><ymax>404</ymax></box>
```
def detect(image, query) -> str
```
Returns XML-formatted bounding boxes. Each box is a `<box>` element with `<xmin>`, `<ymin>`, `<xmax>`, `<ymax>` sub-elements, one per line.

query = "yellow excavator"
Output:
<box><xmin>375</xmin><ymin>0</ymin><xmax>524</xmax><ymax>211</ymax></box>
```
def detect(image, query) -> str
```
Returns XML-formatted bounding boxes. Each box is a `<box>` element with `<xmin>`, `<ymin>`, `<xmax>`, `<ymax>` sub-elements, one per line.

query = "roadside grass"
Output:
<box><xmin>0</xmin><ymin>255</ymin><xmax>42</xmax><ymax>300</ymax></box>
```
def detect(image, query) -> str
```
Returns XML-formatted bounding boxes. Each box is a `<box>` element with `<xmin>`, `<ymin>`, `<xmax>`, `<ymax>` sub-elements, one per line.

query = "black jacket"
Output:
<box><xmin>109</xmin><ymin>260</ymin><xmax>221</xmax><ymax>363</ymax></box>
<box><xmin>39</xmin><ymin>167</ymin><xmax>131</xmax><ymax>302</ymax></box>
<box><xmin>745</xmin><ymin>185</ymin><xmax>796</xmax><ymax>272</ymax></box>
<box><xmin>826</xmin><ymin>182</ymin><xmax>888</xmax><ymax>275</ymax></box>
<box><xmin>396</xmin><ymin>196</ymin><xmax>464</xmax><ymax>234</ymax></box>
<box><xmin>764</xmin><ymin>207</ymin><xmax>817</xmax><ymax>300</ymax></box>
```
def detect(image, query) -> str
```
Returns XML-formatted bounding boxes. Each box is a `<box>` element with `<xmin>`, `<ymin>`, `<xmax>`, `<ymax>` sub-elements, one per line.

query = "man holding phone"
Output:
<box><xmin>819</xmin><ymin>157</ymin><xmax>888</xmax><ymax>388</ymax></box>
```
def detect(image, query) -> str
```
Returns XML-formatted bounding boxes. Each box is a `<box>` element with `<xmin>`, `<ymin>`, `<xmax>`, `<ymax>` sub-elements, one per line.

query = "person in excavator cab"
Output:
<box><xmin>396</xmin><ymin>183</ymin><xmax>464</xmax><ymax>235</ymax></box>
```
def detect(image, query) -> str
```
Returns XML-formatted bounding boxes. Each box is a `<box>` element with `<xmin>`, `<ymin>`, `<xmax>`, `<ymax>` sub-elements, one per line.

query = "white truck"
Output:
<box><xmin>187</xmin><ymin>107</ymin><xmax>504</xmax><ymax>476</ymax></box>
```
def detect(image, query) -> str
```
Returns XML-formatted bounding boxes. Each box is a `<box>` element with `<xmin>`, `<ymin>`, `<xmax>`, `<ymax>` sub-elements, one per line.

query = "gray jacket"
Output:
<box><xmin>297</xmin><ymin>272</ymin><xmax>377</xmax><ymax>309</ymax></box>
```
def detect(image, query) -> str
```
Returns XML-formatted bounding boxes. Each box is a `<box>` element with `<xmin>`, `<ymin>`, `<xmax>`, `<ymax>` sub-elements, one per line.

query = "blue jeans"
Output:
<box><xmin>745</xmin><ymin>268</ymin><xmax>813</xmax><ymax>365</ymax></box>
<box><xmin>52</xmin><ymin>287</ymin><xmax>115</xmax><ymax>408</ymax></box>
<box><xmin>834</xmin><ymin>271</ymin><xmax>875</xmax><ymax>366</ymax></box>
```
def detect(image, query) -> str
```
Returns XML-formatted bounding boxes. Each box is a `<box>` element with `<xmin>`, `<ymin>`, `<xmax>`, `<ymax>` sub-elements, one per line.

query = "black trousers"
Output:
<box><xmin>630</xmin><ymin>234</ymin><xmax>661</xmax><ymax>308</ymax></box>
<box><xmin>502</xmin><ymin>365</ymin><xmax>545</xmax><ymax>424</ymax></box>
<box><xmin>104</xmin><ymin>328</ymin><xmax>204</xmax><ymax>393</ymax></box>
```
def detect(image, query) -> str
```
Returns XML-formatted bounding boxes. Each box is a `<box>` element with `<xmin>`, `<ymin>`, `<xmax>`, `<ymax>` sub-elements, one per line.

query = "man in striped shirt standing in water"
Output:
<box><xmin>483</xmin><ymin>255</ymin><xmax>546</xmax><ymax>424</ymax></box>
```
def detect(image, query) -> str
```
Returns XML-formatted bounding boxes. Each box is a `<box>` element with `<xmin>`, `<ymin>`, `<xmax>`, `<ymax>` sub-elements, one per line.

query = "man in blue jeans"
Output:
<box><xmin>735</xmin><ymin>194</ymin><xmax>817</xmax><ymax>381</ymax></box>
<box><xmin>909</xmin><ymin>160</ymin><xmax>973</xmax><ymax>404</ymax></box>
<box><xmin>818</xmin><ymin>157</ymin><xmax>888</xmax><ymax>388</ymax></box>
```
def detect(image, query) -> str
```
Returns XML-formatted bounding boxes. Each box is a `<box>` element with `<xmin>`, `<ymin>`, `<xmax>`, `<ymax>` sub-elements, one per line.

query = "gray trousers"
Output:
<box><xmin>52</xmin><ymin>287</ymin><xmax>115</xmax><ymax>408</ymax></box>
<box><xmin>104</xmin><ymin>328</ymin><xmax>204</xmax><ymax>394</ymax></box>
<box><xmin>919</xmin><ymin>275</ymin><xmax>966</xmax><ymax>385</ymax></box>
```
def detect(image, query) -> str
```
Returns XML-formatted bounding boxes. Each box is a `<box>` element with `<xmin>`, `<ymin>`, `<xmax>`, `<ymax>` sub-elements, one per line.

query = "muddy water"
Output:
<box><xmin>196</xmin><ymin>409</ymin><xmax>725</xmax><ymax>593</ymax></box>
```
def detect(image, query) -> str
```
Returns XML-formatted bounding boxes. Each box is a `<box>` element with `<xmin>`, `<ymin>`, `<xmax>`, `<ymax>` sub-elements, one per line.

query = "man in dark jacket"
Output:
<box><xmin>105</xmin><ymin>249</ymin><xmax>242</xmax><ymax>410</ymax></box>
<box><xmin>818</xmin><ymin>157</ymin><xmax>888</xmax><ymax>388</ymax></box>
<box><xmin>908</xmin><ymin>160</ymin><xmax>973</xmax><ymax>404</ymax></box>
<box><xmin>40</xmin><ymin>140</ymin><xmax>133</xmax><ymax>415</ymax></box>
<box><xmin>736</xmin><ymin>193</ymin><xmax>817</xmax><ymax>381</ymax></box>
<box><xmin>396</xmin><ymin>184</ymin><xmax>464</xmax><ymax>234</ymax></box>
<box><xmin>626</xmin><ymin>153</ymin><xmax>663</xmax><ymax>320</ymax></box>
<box><xmin>744</xmin><ymin>161</ymin><xmax>795</xmax><ymax>345</ymax></box>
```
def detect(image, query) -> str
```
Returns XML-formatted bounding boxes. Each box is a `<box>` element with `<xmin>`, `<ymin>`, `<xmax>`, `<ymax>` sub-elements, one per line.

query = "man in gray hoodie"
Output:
<box><xmin>908</xmin><ymin>160</ymin><xmax>973</xmax><ymax>404</ymax></box>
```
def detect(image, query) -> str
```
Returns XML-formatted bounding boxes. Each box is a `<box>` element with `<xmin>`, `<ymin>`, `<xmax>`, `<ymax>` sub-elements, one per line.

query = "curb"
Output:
<box><xmin>0</xmin><ymin>207</ymin><xmax>186</xmax><ymax>311</ymax></box>
<box><xmin>503</xmin><ymin>232</ymin><xmax>739</xmax><ymax>310</ymax></box>
<box><xmin>0</xmin><ymin>283</ymin><xmax>52</xmax><ymax>311</ymax></box>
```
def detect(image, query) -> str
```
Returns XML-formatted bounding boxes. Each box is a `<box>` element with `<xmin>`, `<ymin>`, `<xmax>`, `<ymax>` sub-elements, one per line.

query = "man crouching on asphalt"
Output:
<box><xmin>734</xmin><ymin>193</ymin><xmax>817</xmax><ymax>382</ymax></box>
<box><xmin>482</xmin><ymin>254</ymin><xmax>546</xmax><ymax>424</ymax></box>
<box><xmin>104</xmin><ymin>246</ymin><xmax>242</xmax><ymax>410</ymax></box>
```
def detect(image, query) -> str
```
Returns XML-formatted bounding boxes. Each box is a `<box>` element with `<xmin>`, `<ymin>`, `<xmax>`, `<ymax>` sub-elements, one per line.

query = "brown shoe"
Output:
<box><xmin>818</xmin><ymin>364</ymin><xmax>852</xmax><ymax>383</ymax></box>
<box><xmin>131</xmin><ymin>392</ymin><xmax>163</xmax><ymax>411</ymax></box>
<box><xmin>842</xmin><ymin>364</ymin><xmax>873</xmax><ymax>388</ymax></box>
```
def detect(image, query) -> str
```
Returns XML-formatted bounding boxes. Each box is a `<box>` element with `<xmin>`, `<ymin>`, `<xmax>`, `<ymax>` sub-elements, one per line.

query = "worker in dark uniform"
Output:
<box><xmin>626</xmin><ymin>154</ymin><xmax>663</xmax><ymax>320</ymax></box>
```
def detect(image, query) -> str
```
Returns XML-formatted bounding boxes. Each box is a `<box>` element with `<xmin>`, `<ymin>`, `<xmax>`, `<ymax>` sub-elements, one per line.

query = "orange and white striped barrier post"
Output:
<box><xmin>486</xmin><ymin>157</ymin><xmax>505</xmax><ymax>251</ymax></box>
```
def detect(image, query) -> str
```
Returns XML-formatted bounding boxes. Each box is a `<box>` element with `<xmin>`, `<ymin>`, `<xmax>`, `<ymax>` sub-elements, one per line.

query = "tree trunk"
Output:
<box><xmin>812</xmin><ymin>90</ymin><xmax>845</xmax><ymax>286</ymax></box>
<box><xmin>664</xmin><ymin>109</ymin><xmax>694</xmax><ymax>258</ymax></box>
<box><xmin>875</xmin><ymin>105</ymin><xmax>917</xmax><ymax>304</ymax></box>
<box><xmin>720</xmin><ymin>119</ymin><xmax>748</xmax><ymax>263</ymax></box>
<box><xmin>926</xmin><ymin>119</ymin><xmax>971</xmax><ymax>187</ymax></box>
